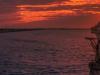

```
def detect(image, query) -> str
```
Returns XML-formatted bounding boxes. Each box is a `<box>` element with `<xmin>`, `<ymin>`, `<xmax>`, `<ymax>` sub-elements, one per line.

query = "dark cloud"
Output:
<box><xmin>52</xmin><ymin>4</ymin><xmax>100</xmax><ymax>12</ymax></box>
<box><xmin>80</xmin><ymin>4</ymin><xmax>100</xmax><ymax>12</ymax></box>
<box><xmin>0</xmin><ymin>0</ymin><xmax>70</xmax><ymax>13</ymax></box>
<box><xmin>0</xmin><ymin>0</ymin><xmax>99</xmax><ymax>13</ymax></box>
<box><xmin>0</xmin><ymin>6</ymin><xmax>17</xmax><ymax>13</ymax></box>
<box><xmin>0</xmin><ymin>0</ymin><xmax>70</xmax><ymax>5</ymax></box>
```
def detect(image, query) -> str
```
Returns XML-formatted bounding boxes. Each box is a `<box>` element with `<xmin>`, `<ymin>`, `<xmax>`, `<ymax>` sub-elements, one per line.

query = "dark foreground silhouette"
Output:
<box><xmin>0</xmin><ymin>29</ymin><xmax>41</xmax><ymax>33</ymax></box>
<box><xmin>0</xmin><ymin>28</ymin><xmax>87</xmax><ymax>33</ymax></box>
<box><xmin>86</xmin><ymin>22</ymin><xmax>100</xmax><ymax>75</ymax></box>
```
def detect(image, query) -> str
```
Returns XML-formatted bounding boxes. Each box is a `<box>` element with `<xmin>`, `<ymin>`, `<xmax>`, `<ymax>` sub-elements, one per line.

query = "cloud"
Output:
<box><xmin>1</xmin><ymin>0</ymin><xmax>100</xmax><ymax>14</ymax></box>
<box><xmin>0</xmin><ymin>0</ymin><xmax>70</xmax><ymax>5</ymax></box>
<box><xmin>0</xmin><ymin>0</ymin><xmax>100</xmax><ymax>28</ymax></box>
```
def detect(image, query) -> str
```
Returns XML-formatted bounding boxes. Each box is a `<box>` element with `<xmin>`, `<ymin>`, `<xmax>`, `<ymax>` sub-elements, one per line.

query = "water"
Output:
<box><xmin>0</xmin><ymin>30</ymin><xmax>96</xmax><ymax>75</ymax></box>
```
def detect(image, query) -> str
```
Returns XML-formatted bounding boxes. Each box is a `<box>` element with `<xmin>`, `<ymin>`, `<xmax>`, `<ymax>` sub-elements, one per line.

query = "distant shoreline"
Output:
<box><xmin>0</xmin><ymin>28</ymin><xmax>90</xmax><ymax>33</ymax></box>
<box><xmin>0</xmin><ymin>28</ymin><xmax>90</xmax><ymax>30</ymax></box>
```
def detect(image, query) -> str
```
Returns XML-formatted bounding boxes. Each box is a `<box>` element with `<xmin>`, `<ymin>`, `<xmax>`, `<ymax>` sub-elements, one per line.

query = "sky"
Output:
<box><xmin>0</xmin><ymin>0</ymin><xmax>100</xmax><ymax>28</ymax></box>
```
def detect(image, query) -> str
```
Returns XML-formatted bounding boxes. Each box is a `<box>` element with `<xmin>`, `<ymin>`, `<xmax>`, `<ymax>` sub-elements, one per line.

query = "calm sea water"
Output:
<box><xmin>0</xmin><ymin>30</ymin><xmax>96</xmax><ymax>75</ymax></box>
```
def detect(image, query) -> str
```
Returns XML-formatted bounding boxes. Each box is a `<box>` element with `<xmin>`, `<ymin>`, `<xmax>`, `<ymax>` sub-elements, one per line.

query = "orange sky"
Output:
<box><xmin>0</xmin><ymin>0</ymin><xmax>100</xmax><ymax>28</ymax></box>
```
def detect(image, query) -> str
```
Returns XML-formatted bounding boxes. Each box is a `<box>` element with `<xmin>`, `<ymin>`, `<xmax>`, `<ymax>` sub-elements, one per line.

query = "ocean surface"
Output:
<box><xmin>0</xmin><ymin>30</ymin><xmax>96</xmax><ymax>75</ymax></box>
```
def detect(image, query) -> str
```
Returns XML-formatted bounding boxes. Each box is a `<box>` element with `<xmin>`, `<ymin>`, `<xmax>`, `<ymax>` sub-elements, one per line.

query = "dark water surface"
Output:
<box><xmin>0</xmin><ymin>30</ymin><xmax>96</xmax><ymax>75</ymax></box>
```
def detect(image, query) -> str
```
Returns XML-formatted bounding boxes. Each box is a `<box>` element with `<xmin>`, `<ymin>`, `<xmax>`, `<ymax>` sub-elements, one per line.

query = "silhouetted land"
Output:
<box><xmin>0</xmin><ymin>28</ymin><xmax>89</xmax><ymax>33</ymax></box>
<box><xmin>0</xmin><ymin>29</ymin><xmax>36</xmax><ymax>33</ymax></box>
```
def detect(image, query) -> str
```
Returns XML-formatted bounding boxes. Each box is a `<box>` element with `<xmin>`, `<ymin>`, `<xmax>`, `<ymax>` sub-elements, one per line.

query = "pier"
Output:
<box><xmin>86</xmin><ymin>22</ymin><xmax>100</xmax><ymax>75</ymax></box>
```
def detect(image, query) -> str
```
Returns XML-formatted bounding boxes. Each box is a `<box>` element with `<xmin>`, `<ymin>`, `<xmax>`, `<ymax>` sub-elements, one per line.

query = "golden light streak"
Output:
<box><xmin>17</xmin><ymin>9</ymin><xmax>76</xmax><ymax>23</ymax></box>
<box><xmin>82</xmin><ymin>11</ymin><xmax>100</xmax><ymax>14</ymax></box>
<box><xmin>16</xmin><ymin>4</ymin><xmax>58</xmax><ymax>8</ymax></box>
<box><xmin>16</xmin><ymin>0</ymin><xmax>100</xmax><ymax>8</ymax></box>
<box><xmin>16</xmin><ymin>0</ymin><xmax>100</xmax><ymax>23</ymax></box>
<box><xmin>59</xmin><ymin>0</ymin><xmax>100</xmax><ymax>5</ymax></box>
<box><xmin>16</xmin><ymin>5</ymin><xmax>77</xmax><ymax>23</ymax></box>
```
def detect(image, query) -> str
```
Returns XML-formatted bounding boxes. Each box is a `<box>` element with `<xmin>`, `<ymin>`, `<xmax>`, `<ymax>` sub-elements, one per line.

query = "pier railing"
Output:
<box><xmin>85</xmin><ymin>37</ymin><xmax>97</xmax><ymax>50</ymax></box>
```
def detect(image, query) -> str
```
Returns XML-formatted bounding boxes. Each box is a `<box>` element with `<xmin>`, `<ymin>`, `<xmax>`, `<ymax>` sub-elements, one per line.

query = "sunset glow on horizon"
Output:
<box><xmin>17</xmin><ymin>9</ymin><xmax>76</xmax><ymax>23</ymax></box>
<box><xmin>0</xmin><ymin>0</ymin><xmax>100</xmax><ymax>28</ymax></box>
